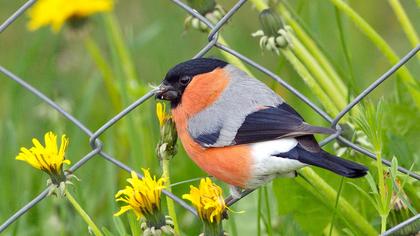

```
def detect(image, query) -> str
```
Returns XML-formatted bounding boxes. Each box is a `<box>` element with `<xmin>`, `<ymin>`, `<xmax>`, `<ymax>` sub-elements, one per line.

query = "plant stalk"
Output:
<box><xmin>218</xmin><ymin>37</ymin><xmax>253</xmax><ymax>75</ymax></box>
<box><xmin>388</xmin><ymin>0</ymin><xmax>420</xmax><ymax>60</ymax></box>
<box><xmin>257</xmin><ymin>188</ymin><xmax>262</xmax><ymax>236</ymax></box>
<box><xmin>328</xmin><ymin>0</ymin><xmax>420</xmax><ymax>109</ymax></box>
<box><xmin>328</xmin><ymin>177</ymin><xmax>344</xmax><ymax>236</ymax></box>
<box><xmin>281</xmin><ymin>48</ymin><xmax>340</xmax><ymax>115</ymax></box>
<box><xmin>381</xmin><ymin>215</ymin><xmax>387</xmax><ymax>233</ymax></box>
<box><xmin>103</xmin><ymin>12</ymin><xmax>148</xmax><ymax>166</ymax></box>
<box><xmin>298</xmin><ymin>168</ymin><xmax>378</xmax><ymax>236</ymax></box>
<box><xmin>250</xmin><ymin>0</ymin><xmax>348</xmax><ymax>99</ymax></box>
<box><xmin>277</xmin><ymin>4</ymin><xmax>348</xmax><ymax>98</ymax></box>
<box><xmin>84</xmin><ymin>35</ymin><xmax>122</xmax><ymax>111</ymax></box>
<box><xmin>103</xmin><ymin>13</ymin><xmax>139</xmax><ymax>90</ymax></box>
<box><xmin>65</xmin><ymin>189</ymin><xmax>103</xmax><ymax>236</ymax></box>
<box><xmin>375</xmin><ymin>149</ymin><xmax>388</xmax><ymax>233</ymax></box>
<box><xmin>263</xmin><ymin>186</ymin><xmax>273</xmax><ymax>236</ymax></box>
<box><xmin>162</xmin><ymin>158</ymin><xmax>180</xmax><ymax>235</ymax></box>
<box><xmin>289</xmin><ymin>34</ymin><xmax>347</xmax><ymax>110</ymax></box>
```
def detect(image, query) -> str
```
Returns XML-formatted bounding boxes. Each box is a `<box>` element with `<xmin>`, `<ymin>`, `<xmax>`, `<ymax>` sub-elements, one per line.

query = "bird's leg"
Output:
<box><xmin>222</xmin><ymin>186</ymin><xmax>244</xmax><ymax>220</ymax></box>
<box><xmin>223</xmin><ymin>188</ymin><xmax>256</xmax><ymax>220</ymax></box>
<box><xmin>229</xmin><ymin>185</ymin><xmax>243</xmax><ymax>200</ymax></box>
<box><xmin>277</xmin><ymin>171</ymin><xmax>297</xmax><ymax>178</ymax></box>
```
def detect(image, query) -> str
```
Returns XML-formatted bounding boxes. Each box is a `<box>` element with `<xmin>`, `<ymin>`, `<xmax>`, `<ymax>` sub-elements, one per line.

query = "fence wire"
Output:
<box><xmin>0</xmin><ymin>0</ymin><xmax>419</xmax><ymax>235</ymax></box>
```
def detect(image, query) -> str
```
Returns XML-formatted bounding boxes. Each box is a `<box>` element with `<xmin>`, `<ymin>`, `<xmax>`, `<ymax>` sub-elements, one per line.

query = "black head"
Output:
<box><xmin>156</xmin><ymin>58</ymin><xmax>228</xmax><ymax>106</ymax></box>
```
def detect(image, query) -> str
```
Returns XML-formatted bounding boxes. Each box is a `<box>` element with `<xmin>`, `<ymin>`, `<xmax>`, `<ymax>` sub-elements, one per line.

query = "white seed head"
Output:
<box><xmin>141</xmin><ymin>221</ymin><xmax>148</xmax><ymax>231</ymax></box>
<box><xmin>191</xmin><ymin>18</ymin><xmax>200</xmax><ymax>29</ymax></box>
<box><xmin>275</xmin><ymin>36</ymin><xmax>287</xmax><ymax>48</ymax></box>
<box><xmin>259</xmin><ymin>36</ymin><xmax>268</xmax><ymax>49</ymax></box>
<box><xmin>213</xmin><ymin>10</ymin><xmax>222</xmax><ymax>21</ymax></box>
<box><xmin>199</xmin><ymin>21</ymin><xmax>208</xmax><ymax>31</ymax></box>
<box><xmin>206</xmin><ymin>12</ymin><xmax>218</xmax><ymax>24</ymax></box>
<box><xmin>252</xmin><ymin>30</ymin><xmax>265</xmax><ymax>37</ymax></box>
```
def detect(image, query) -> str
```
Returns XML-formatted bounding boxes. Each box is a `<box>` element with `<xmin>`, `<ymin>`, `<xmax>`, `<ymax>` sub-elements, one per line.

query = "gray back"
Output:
<box><xmin>187</xmin><ymin>64</ymin><xmax>283</xmax><ymax>147</ymax></box>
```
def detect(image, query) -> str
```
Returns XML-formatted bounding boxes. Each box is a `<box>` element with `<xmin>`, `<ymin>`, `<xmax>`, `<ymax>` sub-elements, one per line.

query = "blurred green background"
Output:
<box><xmin>0</xmin><ymin>0</ymin><xmax>419</xmax><ymax>235</ymax></box>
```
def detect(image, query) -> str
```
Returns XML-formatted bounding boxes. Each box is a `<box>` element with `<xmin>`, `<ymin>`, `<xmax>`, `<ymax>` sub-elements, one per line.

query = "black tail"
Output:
<box><xmin>277</xmin><ymin>145</ymin><xmax>368</xmax><ymax>178</ymax></box>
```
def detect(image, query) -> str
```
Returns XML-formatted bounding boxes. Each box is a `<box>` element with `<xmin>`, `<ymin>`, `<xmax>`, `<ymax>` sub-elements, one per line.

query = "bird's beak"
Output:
<box><xmin>155</xmin><ymin>83</ymin><xmax>179</xmax><ymax>101</ymax></box>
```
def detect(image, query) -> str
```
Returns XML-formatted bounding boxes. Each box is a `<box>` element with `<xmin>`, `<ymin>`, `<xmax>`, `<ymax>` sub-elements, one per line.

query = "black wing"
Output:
<box><xmin>233</xmin><ymin>103</ymin><xmax>334</xmax><ymax>145</ymax></box>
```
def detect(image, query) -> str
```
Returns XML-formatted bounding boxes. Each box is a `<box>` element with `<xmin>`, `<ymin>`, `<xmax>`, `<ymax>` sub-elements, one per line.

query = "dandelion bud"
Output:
<box><xmin>156</xmin><ymin>102</ymin><xmax>178</xmax><ymax>161</ymax></box>
<box><xmin>187</xmin><ymin>0</ymin><xmax>216</xmax><ymax>15</ymax></box>
<box><xmin>259</xmin><ymin>9</ymin><xmax>284</xmax><ymax>37</ymax></box>
<box><xmin>252</xmin><ymin>8</ymin><xmax>293</xmax><ymax>54</ymax></box>
<box><xmin>184</xmin><ymin>1</ymin><xmax>226</xmax><ymax>32</ymax></box>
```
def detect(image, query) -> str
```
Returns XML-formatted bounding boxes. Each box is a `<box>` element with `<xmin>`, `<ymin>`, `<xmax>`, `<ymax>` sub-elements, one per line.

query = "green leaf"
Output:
<box><xmin>101</xmin><ymin>227</ymin><xmax>116</xmax><ymax>236</ymax></box>
<box><xmin>365</xmin><ymin>172</ymin><xmax>379</xmax><ymax>195</ymax></box>
<box><xmin>273</xmin><ymin>178</ymin><xmax>336</xmax><ymax>234</ymax></box>
<box><xmin>113</xmin><ymin>217</ymin><xmax>128</xmax><ymax>236</ymax></box>
<box><xmin>385</xmin><ymin>177</ymin><xmax>393</xmax><ymax>214</ymax></box>
<box><xmin>347</xmin><ymin>182</ymin><xmax>381</xmax><ymax>213</ymax></box>
<box><xmin>390</xmin><ymin>157</ymin><xmax>398</xmax><ymax>181</ymax></box>
<box><xmin>392</xmin><ymin>163</ymin><xmax>418</xmax><ymax>215</ymax></box>
<box><xmin>342</xmin><ymin>228</ymin><xmax>356</xmax><ymax>236</ymax></box>
<box><xmin>127</xmin><ymin>212</ymin><xmax>141</xmax><ymax>236</ymax></box>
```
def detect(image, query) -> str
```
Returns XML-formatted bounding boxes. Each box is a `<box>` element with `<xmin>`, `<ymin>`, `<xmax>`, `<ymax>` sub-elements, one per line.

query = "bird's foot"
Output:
<box><xmin>229</xmin><ymin>185</ymin><xmax>243</xmax><ymax>200</ymax></box>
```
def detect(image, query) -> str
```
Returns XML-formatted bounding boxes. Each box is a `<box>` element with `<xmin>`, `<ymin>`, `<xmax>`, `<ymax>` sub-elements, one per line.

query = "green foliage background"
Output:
<box><xmin>0</xmin><ymin>0</ymin><xmax>419</xmax><ymax>235</ymax></box>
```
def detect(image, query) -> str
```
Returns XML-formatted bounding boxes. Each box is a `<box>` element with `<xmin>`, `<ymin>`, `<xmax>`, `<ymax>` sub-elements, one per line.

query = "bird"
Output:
<box><xmin>155</xmin><ymin>57</ymin><xmax>367</xmax><ymax>197</ymax></box>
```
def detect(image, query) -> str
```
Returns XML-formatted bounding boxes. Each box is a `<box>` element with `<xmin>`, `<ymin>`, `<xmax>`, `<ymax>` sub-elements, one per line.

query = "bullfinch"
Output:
<box><xmin>156</xmin><ymin>58</ymin><xmax>367</xmax><ymax>195</ymax></box>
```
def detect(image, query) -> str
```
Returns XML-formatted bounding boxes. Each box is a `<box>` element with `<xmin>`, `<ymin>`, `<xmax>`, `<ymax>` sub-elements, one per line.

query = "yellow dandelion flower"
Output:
<box><xmin>182</xmin><ymin>177</ymin><xmax>226</xmax><ymax>223</ymax></box>
<box><xmin>16</xmin><ymin>131</ymin><xmax>70</xmax><ymax>177</ymax></box>
<box><xmin>114</xmin><ymin>169</ymin><xmax>166</xmax><ymax>219</ymax></box>
<box><xmin>27</xmin><ymin>0</ymin><xmax>113</xmax><ymax>32</ymax></box>
<box><xmin>156</xmin><ymin>102</ymin><xmax>171</xmax><ymax>127</ymax></box>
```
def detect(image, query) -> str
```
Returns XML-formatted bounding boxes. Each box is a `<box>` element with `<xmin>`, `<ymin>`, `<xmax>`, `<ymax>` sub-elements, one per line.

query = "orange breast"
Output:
<box><xmin>173</xmin><ymin>112</ymin><xmax>252</xmax><ymax>187</ymax></box>
<box><xmin>171</xmin><ymin>68</ymin><xmax>251</xmax><ymax>187</ymax></box>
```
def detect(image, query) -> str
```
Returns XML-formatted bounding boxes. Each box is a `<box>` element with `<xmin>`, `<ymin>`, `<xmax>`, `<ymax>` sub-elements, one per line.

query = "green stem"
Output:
<box><xmin>102</xmin><ymin>12</ymin><xmax>146</xmax><ymax>166</ymax></box>
<box><xmin>328</xmin><ymin>177</ymin><xmax>344</xmax><ymax>236</ymax></box>
<box><xmin>376</xmin><ymin>151</ymin><xmax>385</xmax><ymax>204</ymax></box>
<box><xmin>162</xmin><ymin>159</ymin><xmax>180</xmax><ymax>235</ymax></box>
<box><xmin>381</xmin><ymin>216</ymin><xmax>387</xmax><ymax>234</ymax></box>
<box><xmin>263</xmin><ymin>186</ymin><xmax>273</xmax><ymax>236</ymax></box>
<box><xmin>218</xmin><ymin>37</ymin><xmax>253</xmax><ymax>75</ymax></box>
<box><xmin>375</xmin><ymin>150</ymin><xmax>388</xmax><ymax>233</ymax></box>
<box><xmin>388</xmin><ymin>0</ymin><xmax>420</xmax><ymax>59</ymax></box>
<box><xmin>103</xmin><ymin>13</ymin><xmax>139</xmax><ymax>90</ymax></box>
<box><xmin>289</xmin><ymin>34</ymin><xmax>347</xmax><ymax>110</ymax></box>
<box><xmin>249</xmin><ymin>0</ymin><xmax>347</xmax><ymax>114</ymax></box>
<box><xmin>281</xmin><ymin>48</ymin><xmax>340</xmax><ymax>115</ymax></box>
<box><xmin>335</xmin><ymin>6</ymin><xmax>356</xmax><ymax>95</ymax></box>
<box><xmin>276</xmin><ymin>3</ymin><xmax>348</xmax><ymax>97</ymax></box>
<box><xmin>228</xmin><ymin>213</ymin><xmax>238</xmax><ymax>236</ymax></box>
<box><xmin>250</xmin><ymin>0</ymin><xmax>266</xmax><ymax>11</ymax></box>
<box><xmin>299</xmin><ymin>168</ymin><xmax>378</xmax><ymax>236</ymax></box>
<box><xmin>127</xmin><ymin>213</ymin><xmax>141</xmax><ymax>236</ymax></box>
<box><xmin>65</xmin><ymin>189</ymin><xmax>103</xmax><ymax>236</ymax></box>
<box><xmin>84</xmin><ymin>35</ymin><xmax>122</xmax><ymax>111</ymax></box>
<box><xmin>328</xmin><ymin>0</ymin><xmax>420</xmax><ymax>109</ymax></box>
<box><xmin>203</xmin><ymin>220</ymin><xmax>224</xmax><ymax>236</ymax></box>
<box><xmin>257</xmin><ymin>188</ymin><xmax>262</xmax><ymax>236</ymax></box>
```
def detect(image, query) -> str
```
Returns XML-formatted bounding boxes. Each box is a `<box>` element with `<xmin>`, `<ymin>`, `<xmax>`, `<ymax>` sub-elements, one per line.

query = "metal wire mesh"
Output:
<box><xmin>0</xmin><ymin>0</ymin><xmax>419</xmax><ymax>234</ymax></box>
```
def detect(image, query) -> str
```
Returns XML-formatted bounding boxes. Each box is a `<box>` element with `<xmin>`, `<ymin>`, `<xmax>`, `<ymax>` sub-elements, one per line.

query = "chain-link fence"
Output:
<box><xmin>0</xmin><ymin>0</ymin><xmax>419</xmax><ymax>235</ymax></box>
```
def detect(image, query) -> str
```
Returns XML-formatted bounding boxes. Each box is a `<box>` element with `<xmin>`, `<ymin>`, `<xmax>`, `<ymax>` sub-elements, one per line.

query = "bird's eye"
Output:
<box><xmin>179</xmin><ymin>76</ymin><xmax>191</xmax><ymax>86</ymax></box>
